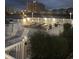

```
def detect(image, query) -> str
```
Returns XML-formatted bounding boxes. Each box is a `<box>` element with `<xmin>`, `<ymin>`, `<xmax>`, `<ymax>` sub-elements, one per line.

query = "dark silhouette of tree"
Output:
<box><xmin>61</xmin><ymin>23</ymin><xmax>73</xmax><ymax>53</ymax></box>
<box><xmin>5</xmin><ymin>19</ymin><xmax>10</xmax><ymax>24</ymax></box>
<box><xmin>29</xmin><ymin>30</ymin><xmax>69</xmax><ymax>59</ymax></box>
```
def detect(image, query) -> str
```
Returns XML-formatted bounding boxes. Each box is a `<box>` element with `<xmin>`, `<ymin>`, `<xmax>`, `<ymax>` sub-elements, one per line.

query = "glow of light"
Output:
<box><xmin>69</xmin><ymin>12</ymin><xmax>72</xmax><ymax>15</ymax></box>
<box><xmin>44</xmin><ymin>18</ymin><xmax>47</xmax><ymax>21</ymax></box>
<box><xmin>53</xmin><ymin>18</ymin><xmax>56</xmax><ymax>22</ymax></box>
<box><xmin>44</xmin><ymin>18</ymin><xmax>48</xmax><ymax>25</ymax></box>
<box><xmin>27</xmin><ymin>18</ymin><xmax>30</xmax><ymax>21</ymax></box>
<box><xmin>22</xmin><ymin>18</ymin><xmax>26</xmax><ymax>25</ymax></box>
<box><xmin>51</xmin><ymin>18</ymin><xmax>56</xmax><ymax>25</ymax></box>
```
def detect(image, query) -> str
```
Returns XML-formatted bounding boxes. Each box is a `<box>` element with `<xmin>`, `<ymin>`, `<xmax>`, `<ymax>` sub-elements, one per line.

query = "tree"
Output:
<box><xmin>61</xmin><ymin>23</ymin><xmax>73</xmax><ymax>53</ymax></box>
<box><xmin>29</xmin><ymin>30</ymin><xmax>69</xmax><ymax>59</ymax></box>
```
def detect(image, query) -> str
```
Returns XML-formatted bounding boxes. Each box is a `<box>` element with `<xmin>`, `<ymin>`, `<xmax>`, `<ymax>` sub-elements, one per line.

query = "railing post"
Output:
<box><xmin>5</xmin><ymin>36</ymin><xmax>31</xmax><ymax>59</ymax></box>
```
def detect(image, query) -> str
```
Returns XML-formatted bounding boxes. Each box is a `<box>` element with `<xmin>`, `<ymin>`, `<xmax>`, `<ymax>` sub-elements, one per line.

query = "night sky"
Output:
<box><xmin>6</xmin><ymin>0</ymin><xmax>73</xmax><ymax>9</ymax></box>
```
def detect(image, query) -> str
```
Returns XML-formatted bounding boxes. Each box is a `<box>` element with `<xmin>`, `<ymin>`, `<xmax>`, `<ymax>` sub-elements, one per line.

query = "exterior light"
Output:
<box><xmin>52</xmin><ymin>18</ymin><xmax>56</xmax><ymax>25</ymax></box>
<box><xmin>27</xmin><ymin>18</ymin><xmax>30</xmax><ymax>21</ymax></box>
<box><xmin>22</xmin><ymin>18</ymin><xmax>26</xmax><ymax>25</ymax></box>
<box><xmin>69</xmin><ymin>12</ymin><xmax>72</xmax><ymax>19</ymax></box>
<box><xmin>53</xmin><ymin>18</ymin><xmax>56</xmax><ymax>22</ymax></box>
<box><xmin>44</xmin><ymin>18</ymin><xmax>47</xmax><ymax>21</ymax></box>
<box><xmin>69</xmin><ymin>12</ymin><xmax>72</xmax><ymax>15</ymax></box>
<box><xmin>44</xmin><ymin>18</ymin><xmax>47</xmax><ymax>24</ymax></box>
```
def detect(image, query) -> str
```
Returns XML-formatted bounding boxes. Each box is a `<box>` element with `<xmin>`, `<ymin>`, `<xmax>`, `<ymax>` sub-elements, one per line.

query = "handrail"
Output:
<box><xmin>5</xmin><ymin>41</ymin><xmax>22</xmax><ymax>51</ymax></box>
<box><xmin>5</xmin><ymin>53</ymin><xmax>15</xmax><ymax>59</ymax></box>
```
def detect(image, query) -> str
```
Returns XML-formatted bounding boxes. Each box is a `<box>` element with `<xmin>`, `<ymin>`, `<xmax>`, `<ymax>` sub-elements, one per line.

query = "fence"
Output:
<box><xmin>5</xmin><ymin>37</ymin><xmax>31</xmax><ymax>59</ymax></box>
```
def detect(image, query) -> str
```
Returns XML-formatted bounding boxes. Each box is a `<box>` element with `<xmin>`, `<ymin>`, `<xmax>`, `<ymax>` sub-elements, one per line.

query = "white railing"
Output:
<box><xmin>5</xmin><ymin>54</ymin><xmax>15</xmax><ymax>59</ymax></box>
<box><xmin>5</xmin><ymin>39</ymin><xmax>31</xmax><ymax>59</ymax></box>
<box><xmin>5</xmin><ymin>41</ymin><xmax>22</xmax><ymax>51</ymax></box>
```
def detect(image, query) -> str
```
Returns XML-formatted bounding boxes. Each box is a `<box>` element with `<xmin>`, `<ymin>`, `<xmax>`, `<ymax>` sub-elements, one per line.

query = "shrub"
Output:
<box><xmin>29</xmin><ymin>31</ymin><xmax>69</xmax><ymax>59</ymax></box>
<box><xmin>62</xmin><ymin>23</ymin><xmax>73</xmax><ymax>53</ymax></box>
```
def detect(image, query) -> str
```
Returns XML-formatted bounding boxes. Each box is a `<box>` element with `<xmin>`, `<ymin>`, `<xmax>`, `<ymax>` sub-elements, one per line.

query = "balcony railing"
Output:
<box><xmin>5</xmin><ymin>38</ymin><xmax>31</xmax><ymax>59</ymax></box>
